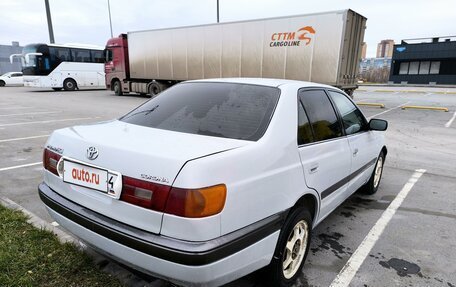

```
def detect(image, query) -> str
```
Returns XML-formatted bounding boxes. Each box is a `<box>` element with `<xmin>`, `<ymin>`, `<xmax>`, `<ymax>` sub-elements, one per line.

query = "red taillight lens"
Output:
<box><xmin>120</xmin><ymin>176</ymin><xmax>171</xmax><ymax>211</ymax></box>
<box><xmin>119</xmin><ymin>176</ymin><xmax>226</xmax><ymax>218</ymax></box>
<box><xmin>43</xmin><ymin>148</ymin><xmax>62</xmax><ymax>176</ymax></box>
<box><xmin>164</xmin><ymin>185</ymin><xmax>226</xmax><ymax>218</ymax></box>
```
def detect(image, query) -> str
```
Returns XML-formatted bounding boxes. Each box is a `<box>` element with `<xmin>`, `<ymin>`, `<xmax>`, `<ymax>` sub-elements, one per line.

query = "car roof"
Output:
<box><xmin>187</xmin><ymin>78</ymin><xmax>334</xmax><ymax>89</ymax></box>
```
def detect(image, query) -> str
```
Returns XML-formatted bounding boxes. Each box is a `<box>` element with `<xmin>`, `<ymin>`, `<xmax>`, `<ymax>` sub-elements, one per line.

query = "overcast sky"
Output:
<box><xmin>1</xmin><ymin>0</ymin><xmax>455</xmax><ymax>57</ymax></box>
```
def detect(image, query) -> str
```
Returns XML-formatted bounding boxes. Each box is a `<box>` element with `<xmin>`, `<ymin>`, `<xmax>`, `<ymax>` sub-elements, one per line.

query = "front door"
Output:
<box><xmin>327</xmin><ymin>90</ymin><xmax>379</xmax><ymax>193</ymax></box>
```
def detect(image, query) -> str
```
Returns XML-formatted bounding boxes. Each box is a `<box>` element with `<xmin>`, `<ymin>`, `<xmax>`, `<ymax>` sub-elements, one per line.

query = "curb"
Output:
<box><xmin>356</xmin><ymin>102</ymin><xmax>385</xmax><ymax>108</ymax></box>
<box><xmin>0</xmin><ymin>196</ymin><xmax>162</xmax><ymax>287</ymax></box>
<box><xmin>0</xmin><ymin>196</ymin><xmax>76</xmax><ymax>244</ymax></box>
<box><xmin>401</xmin><ymin>105</ymin><xmax>449</xmax><ymax>112</ymax></box>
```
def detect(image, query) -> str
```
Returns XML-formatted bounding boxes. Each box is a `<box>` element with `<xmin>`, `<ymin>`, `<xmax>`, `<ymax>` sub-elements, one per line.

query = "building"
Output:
<box><xmin>376</xmin><ymin>39</ymin><xmax>394</xmax><ymax>58</ymax></box>
<box><xmin>360</xmin><ymin>57</ymin><xmax>392</xmax><ymax>73</ymax></box>
<box><xmin>359</xmin><ymin>57</ymin><xmax>392</xmax><ymax>83</ymax></box>
<box><xmin>0</xmin><ymin>41</ymin><xmax>23</xmax><ymax>75</ymax></box>
<box><xmin>389</xmin><ymin>36</ymin><xmax>456</xmax><ymax>85</ymax></box>
<box><xmin>361</xmin><ymin>42</ymin><xmax>367</xmax><ymax>59</ymax></box>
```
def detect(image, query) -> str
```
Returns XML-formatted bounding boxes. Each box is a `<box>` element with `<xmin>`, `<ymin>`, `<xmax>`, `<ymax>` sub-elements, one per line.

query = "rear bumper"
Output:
<box><xmin>39</xmin><ymin>182</ymin><xmax>284</xmax><ymax>286</ymax></box>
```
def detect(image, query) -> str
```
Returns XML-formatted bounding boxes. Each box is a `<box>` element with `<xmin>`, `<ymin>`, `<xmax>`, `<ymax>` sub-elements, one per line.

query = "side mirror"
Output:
<box><xmin>369</xmin><ymin>119</ymin><xmax>388</xmax><ymax>131</ymax></box>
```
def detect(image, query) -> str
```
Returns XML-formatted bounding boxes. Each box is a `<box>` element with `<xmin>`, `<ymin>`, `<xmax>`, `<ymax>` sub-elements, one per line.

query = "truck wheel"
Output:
<box><xmin>113</xmin><ymin>80</ymin><xmax>123</xmax><ymax>96</ymax></box>
<box><xmin>63</xmin><ymin>79</ymin><xmax>77</xmax><ymax>91</ymax></box>
<box><xmin>0</xmin><ymin>80</ymin><xmax>5</xmax><ymax>87</ymax></box>
<box><xmin>362</xmin><ymin>151</ymin><xmax>385</xmax><ymax>195</ymax></box>
<box><xmin>148</xmin><ymin>82</ymin><xmax>162</xmax><ymax>98</ymax></box>
<box><xmin>268</xmin><ymin>208</ymin><xmax>312</xmax><ymax>287</ymax></box>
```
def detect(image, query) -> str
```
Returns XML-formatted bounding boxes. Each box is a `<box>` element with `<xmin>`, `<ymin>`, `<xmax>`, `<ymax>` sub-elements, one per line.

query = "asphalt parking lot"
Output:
<box><xmin>0</xmin><ymin>86</ymin><xmax>455</xmax><ymax>287</ymax></box>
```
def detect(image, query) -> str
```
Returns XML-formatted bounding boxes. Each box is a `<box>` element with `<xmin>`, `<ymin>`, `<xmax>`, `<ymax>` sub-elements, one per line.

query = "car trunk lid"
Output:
<box><xmin>45</xmin><ymin>120</ymin><xmax>249</xmax><ymax>234</ymax></box>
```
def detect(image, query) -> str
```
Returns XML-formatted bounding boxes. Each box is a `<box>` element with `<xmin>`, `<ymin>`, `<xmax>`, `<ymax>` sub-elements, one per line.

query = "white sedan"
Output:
<box><xmin>0</xmin><ymin>72</ymin><xmax>23</xmax><ymax>86</ymax></box>
<box><xmin>39</xmin><ymin>78</ymin><xmax>387</xmax><ymax>287</ymax></box>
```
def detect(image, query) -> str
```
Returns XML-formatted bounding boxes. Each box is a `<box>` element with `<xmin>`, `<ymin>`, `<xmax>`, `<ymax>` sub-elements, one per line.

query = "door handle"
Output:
<box><xmin>353</xmin><ymin>148</ymin><xmax>359</xmax><ymax>156</ymax></box>
<box><xmin>309</xmin><ymin>163</ymin><xmax>319</xmax><ymax>174</ymax></box>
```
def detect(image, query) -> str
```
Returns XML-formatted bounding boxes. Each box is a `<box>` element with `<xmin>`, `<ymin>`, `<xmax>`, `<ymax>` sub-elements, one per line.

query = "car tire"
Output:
<box><xmin>63</xmin><ymin>79</ymin><xmax>77</xmax><ymax>91</ymax></box>
<box><xmin>113</xmin><ymin>80</ymin><xmax>123</xmax><ymax>96</ymax></box>
<box><xmin>362</xmin><ymin>151</ymin><xmax>385</xmax><ymax>195</ymax></box>
<box><xmin>268</xmin><ymin>208</ymin><xmax>312</xmax><ymax>287</ymax></box>
<box><xmin>52</xmin><ymin>88</ymin><xmax>62</xmax><ymax>91</ymax></box>
<box><xmin>0</xmin><ymin>80</ymin><xmax>5</xmax><ymax>87</ymax></box>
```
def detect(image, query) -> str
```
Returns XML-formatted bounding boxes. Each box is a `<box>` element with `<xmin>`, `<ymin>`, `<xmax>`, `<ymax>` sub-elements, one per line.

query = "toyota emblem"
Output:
<box><xmin>86</xmin><ymin>147</ymin><xmax>99</xmax><ymax>160</ymax></box>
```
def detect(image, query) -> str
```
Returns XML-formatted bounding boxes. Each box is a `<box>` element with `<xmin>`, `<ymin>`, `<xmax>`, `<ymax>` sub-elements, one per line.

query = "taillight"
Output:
<box><xmin>43</xmin><ymin>148</ymin><xmax>62</xmax><ymax>176</ymax></box>
<box><xmin>120</xmin><ymin>176</ymin><xmax>226</xmax><ymax>218</ymax></box>
<box><xmin>164</xmin><ymin>184</ymin><xmax>226</xmax><ymax>218</ymax></box>
<box><xmin>120</xmin><ymin>176</ymin><xmax>171</xmax><ymax>211</ymax></box>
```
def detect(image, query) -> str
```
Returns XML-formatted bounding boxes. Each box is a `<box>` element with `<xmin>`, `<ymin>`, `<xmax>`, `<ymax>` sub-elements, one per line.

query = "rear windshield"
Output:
<box><xmin>120</xmin><ymin>82</ymin><xmax>280</xmax><ymax>141</ymax></box>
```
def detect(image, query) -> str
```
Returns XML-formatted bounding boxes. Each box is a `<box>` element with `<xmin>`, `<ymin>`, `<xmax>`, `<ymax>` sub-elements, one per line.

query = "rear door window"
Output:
<box><xmin>298</xmin><ymin>89</ymin><xmax>343</xmax><ymax>142</ymax></box>
<box><xmin>120</xmin><ymin>82</ymin><xmax>280</xmax><ymax>141</ymax></box>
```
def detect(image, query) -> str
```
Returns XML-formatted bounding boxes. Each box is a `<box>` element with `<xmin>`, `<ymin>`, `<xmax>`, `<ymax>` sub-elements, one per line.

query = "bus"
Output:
<box><xmin>10</xmin><ymin>43</ymin><xmax>106</xmax><ymax>91</ymax></box>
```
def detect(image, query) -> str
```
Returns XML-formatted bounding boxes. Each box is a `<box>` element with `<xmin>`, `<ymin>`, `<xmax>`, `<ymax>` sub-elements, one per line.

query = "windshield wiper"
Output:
<box><xmin>121</xmin><ymin>105</ymin><xmax>160</xmax><ymax>120</ymax></box>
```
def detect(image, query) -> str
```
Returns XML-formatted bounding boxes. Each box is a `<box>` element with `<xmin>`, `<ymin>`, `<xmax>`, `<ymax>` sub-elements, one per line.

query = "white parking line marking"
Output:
<box><xmin>0</xmin><ymin>135</ymin><xmax>50</xmax><ymax>143</ymax></box>
<box><xmin>329</xmin><ymin>169</ymin><xmax>426</xmax><ymax>287</ymax></box>
<box><xmin>0</xmin><ymin>107</ymin><xmax>33</xmax><ymax>110</ymax></box>
<box><xmin>0</xmin><ymin>117</ymin><xmax>100</xmax><ymax>127</ymax></box>
<box><xmin>0</xmin><ymin>111</ymin><xmax>60</xmax><ymax>117</ymax></box>
<box><xmin>367</xmin><ymin>101</ymin><xmax>411</xmax><ymax>119</ymax></box>
<box><xmin>444</xmin><ymin>111</ymin><xmax>456</xmax><ymax>128</ymax></box>
<box><xmin>0</xmin><ymin>162</ymin><xmax>42</xmax><ymax>172</ymax></box>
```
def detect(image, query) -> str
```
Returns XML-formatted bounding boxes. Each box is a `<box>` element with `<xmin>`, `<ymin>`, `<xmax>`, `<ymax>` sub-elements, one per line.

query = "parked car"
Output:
<box><xmin>39</xmin><ymin>78</ymin><xmax>387</xmax><ymax>287</ymax></box>
<box><xmin>0</xmin><ymin>72</ymin><xmax>23</xmax><ymax>86</ymax></box>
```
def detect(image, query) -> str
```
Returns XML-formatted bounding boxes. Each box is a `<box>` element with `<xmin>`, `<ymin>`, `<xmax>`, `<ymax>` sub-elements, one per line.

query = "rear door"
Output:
<box><xmin>297</xmin><ymin>89</ymin><xmax>352</xmax><ymax>221</ymax></box>
<box><xmin>327</xmin><ymin>90</ymin><xmax>379</xmax><ymax>193</ymax></box>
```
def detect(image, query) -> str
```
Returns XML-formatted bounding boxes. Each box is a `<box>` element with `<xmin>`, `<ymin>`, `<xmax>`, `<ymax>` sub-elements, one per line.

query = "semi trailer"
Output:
<box><xmin>104</xmin><ymin>9</ymin><xmax>366</xmax><ymax>97</ymax></box>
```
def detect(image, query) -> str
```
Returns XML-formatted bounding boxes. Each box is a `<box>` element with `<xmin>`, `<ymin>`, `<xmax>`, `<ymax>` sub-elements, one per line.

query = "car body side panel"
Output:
<box><xmin>0</xmin><ymin>73</ymin><xmax>23</xmax><ymax>86</ymax></box>
<box><xmin>161</xmin><ymin>213</ymin><xmax>222</xmax><ymax>242</ymax></box>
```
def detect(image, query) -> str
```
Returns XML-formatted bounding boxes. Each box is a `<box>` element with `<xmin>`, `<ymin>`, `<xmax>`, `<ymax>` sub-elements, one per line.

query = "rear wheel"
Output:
<box><xmin>362</xmin><ymin>151</ymin><xmax>385</xmax><ymax>195</ymax></box>
<box><xmin>113</xmin><ymin>80</ymin><xmax>123</xmax><ymax>96</ymax></box>
<box><xmin>268</xmin><ymin>208</ymin><xmax>312</xmax><ymax>287</ymax></box>
<box><xmin>148</xmin><ymin>82</ymin><xmax>163</xmax><ymax>98</ymax></box>
<box><xmin>63</xmin><ymin>78</ymin><xmax>77</xmax><ymax>91</ymax></box>
<box><xmin>0</xmin><ymin>80</ymin><xmax>5</xmax><ymax>87</ymax></box>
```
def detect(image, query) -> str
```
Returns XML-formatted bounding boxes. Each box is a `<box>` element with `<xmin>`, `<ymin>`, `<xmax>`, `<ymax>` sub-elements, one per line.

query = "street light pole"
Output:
<box><xmin>44</xmin><ymin>0</ymin><xmax>55</xmax><ymax>43</ymax></box>
<box><xmin>108</xmin><ymin>0</ymin><xmax>113</xmax><ymax>38</ymax></box>
<box><xmin>217</xmin><ymin>0</ymin><xmax>219</xmax><ymax>23</ymax></box>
